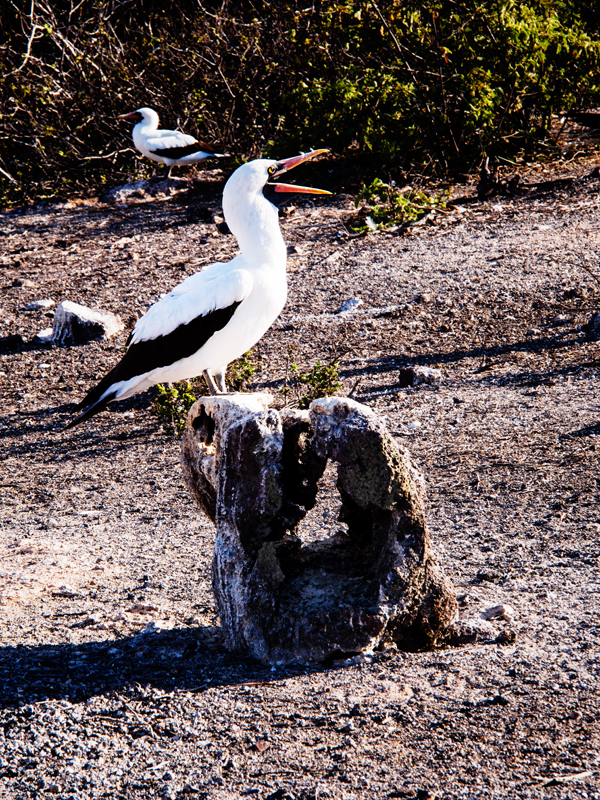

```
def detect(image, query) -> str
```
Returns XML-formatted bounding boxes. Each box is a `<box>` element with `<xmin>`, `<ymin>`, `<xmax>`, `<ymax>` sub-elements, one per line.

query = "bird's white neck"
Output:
<box><xmin>135</xmin><ymin>109</ymin><xmax>160</xmax><ymax>135</ymax></box>
<box><xmin>223</xmin><ymin>189</ymin><xmax>287</xmax><ymax>269</ymax></box>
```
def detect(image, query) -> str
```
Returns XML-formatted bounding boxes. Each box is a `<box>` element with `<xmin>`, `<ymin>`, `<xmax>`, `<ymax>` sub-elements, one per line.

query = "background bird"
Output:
<box><xmin>66</xmin><ymin>149</ymin><xmax>330</xmax><ymax>428</ymax></box>
<box><xmin>119</xmin><ymin>107</ymin><xmax>228</xmax><ymax>178</ymax></box>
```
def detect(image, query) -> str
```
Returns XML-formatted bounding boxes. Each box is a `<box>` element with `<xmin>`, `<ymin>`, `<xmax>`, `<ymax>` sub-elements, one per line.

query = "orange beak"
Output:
<box><xmin>269</xmin><ymin>149</ymin><xmax>331</xmax><ymax>195</ymax></box>
<box><xmin>118</xmin><ymin>111</ymin><xmax>143</xmax><ymax>123</ymax></box>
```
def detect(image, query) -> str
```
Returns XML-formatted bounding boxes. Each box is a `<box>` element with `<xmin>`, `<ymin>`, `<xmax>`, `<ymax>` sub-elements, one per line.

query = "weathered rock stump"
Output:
<box><xmin>181</xmin><ymin>393</ymin><xmax>457</xmax><ymax>664</ymax></box>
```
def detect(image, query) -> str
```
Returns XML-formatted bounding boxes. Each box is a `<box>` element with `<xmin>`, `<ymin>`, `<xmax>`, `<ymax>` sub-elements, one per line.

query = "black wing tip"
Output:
<box><xmin>63</xmin><ymin>392</ymin><xmax>116</xmax><ymax>430</ymax></box>
<box><xmin>148</xmin><ymin>139</ymin><xmax>228</xmax><ymax>160</ymax></box>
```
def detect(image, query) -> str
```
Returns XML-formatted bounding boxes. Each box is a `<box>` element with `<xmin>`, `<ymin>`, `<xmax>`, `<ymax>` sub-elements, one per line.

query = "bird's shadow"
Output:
<box><xmin>0</xmin><ymin>392</ymin><xmax>161</xmax><ymax>457</ymax></box>
<box><xmin>563</xmin><ymin>421</ymin><xmax>600</xmax><ymax>438</ymax></box>
<box><xmin>0</xmin><ymin>626</ymin><xmax>326</xmax><ymax>709</ymax></box>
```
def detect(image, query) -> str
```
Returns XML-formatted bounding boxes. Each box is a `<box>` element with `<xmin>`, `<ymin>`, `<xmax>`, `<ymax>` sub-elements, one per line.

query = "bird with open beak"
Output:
<box><xmin>66</xmin><ymin>149</ymin><xmax>331</xmax><ymax>428</ymax></box>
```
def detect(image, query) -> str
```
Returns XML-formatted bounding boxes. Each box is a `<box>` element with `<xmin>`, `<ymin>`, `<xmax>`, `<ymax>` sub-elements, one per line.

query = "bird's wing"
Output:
<box><xmin>147</xmin><ymin>130</ymin><xmax>220</xmax><ymax>158</ymax></box>
<box><xmin>130</xmin><ymin>264</ymin><xmax>251</xmax><ymax>344</ymax></box>
<box><xmin>68</xmin><ymin>268</ymin><xmax>253</xmax><ymax>425</ymax></box>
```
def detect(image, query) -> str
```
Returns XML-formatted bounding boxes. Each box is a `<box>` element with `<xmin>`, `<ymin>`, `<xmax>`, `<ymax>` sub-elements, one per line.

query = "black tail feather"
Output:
<box><xmin>64</xmin><ymin>390</ymin><xmax>117</xmax><ymax>430</ymax></box>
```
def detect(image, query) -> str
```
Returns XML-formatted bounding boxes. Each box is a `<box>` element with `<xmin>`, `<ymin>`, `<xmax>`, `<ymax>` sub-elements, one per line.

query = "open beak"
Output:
<box><xmin>118</xmin><ymin>111</ymin><xmax>143</xmax><ymax>123</ymax></box>
<box><xmin>270</xmin><ymin>149</ymin><xmax>331</xmax><ymax>195</ymax></box>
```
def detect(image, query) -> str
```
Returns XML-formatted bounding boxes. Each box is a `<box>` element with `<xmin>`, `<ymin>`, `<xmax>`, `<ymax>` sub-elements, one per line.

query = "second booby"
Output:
<box><xmin>119</xmin><ymin>107</ymin><xmax>228</xmax><ymax>178</ymax></box>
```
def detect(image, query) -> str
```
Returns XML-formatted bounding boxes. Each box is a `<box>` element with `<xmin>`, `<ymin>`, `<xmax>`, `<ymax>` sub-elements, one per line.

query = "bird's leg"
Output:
<box><xmin>164</xmin><ymin>164</ymin><xmax>172</xmax><ymax>180</ymax></box>
<box><xmin>215</xmin><ymin>370</ymin><xmax>228</xmax><ymax>394</ymax></box>
<box><xmin>203</xmin><ymin>370</ymin><xmax>220</xmax><ymax>396</ymax></box>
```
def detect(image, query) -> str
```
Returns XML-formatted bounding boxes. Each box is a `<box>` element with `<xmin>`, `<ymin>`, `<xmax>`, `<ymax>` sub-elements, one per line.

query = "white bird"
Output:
<box><xmin>119</xmin><ymin>107</ymin><xmax>228</xmax><ymax>178</ymax></box>
<box><xmin>66</xmin><ymin>150</ymin><xmax>330</xmax><ymax>428</ymax></box>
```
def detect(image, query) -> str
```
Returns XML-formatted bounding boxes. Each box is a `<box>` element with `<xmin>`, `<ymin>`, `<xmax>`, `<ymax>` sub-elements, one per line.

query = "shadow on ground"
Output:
<box><xmin>0</xmin><ymin>627</ymin><xmax>330</xmax><ymax>709</ymax></box>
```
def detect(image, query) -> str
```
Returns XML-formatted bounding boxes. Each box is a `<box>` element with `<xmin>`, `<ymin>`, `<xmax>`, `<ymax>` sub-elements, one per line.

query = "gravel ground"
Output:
<box><xmin>1</xmin><ymin>158</ymin><xmax>600</xmax><ymax>799</ymax></box>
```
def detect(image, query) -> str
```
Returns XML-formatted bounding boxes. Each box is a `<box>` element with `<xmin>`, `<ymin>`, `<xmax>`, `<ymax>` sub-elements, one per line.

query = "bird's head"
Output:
<box><xmin>262</xmin><ymin>150</ymin><xmax>332</xmax><ymax>207</ymax></box>
<box><xmin>118</xmin><ymin>107</ymin><xmax>158</xmax><ymax>126</ymax></box>
<box><xmin>222</xmin><ymin>150</ymin><xmax>330</xmax><ymax>260</ymax></box>
<box><xmin>223</xmin><ymin>149</ymin><xmax>330</xmax><ymax>215</ymax></box>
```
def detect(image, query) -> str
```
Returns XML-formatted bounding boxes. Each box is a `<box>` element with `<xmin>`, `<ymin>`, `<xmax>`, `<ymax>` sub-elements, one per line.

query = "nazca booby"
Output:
<box><xmin>120</xmin><ymin>107</ymin><xmax>228</xmax><ymax>178</ymax></box>
<box><xmin>66</xmin><ymin>150</ymin><xmax>330</xmax><ymax>428</ymax></box>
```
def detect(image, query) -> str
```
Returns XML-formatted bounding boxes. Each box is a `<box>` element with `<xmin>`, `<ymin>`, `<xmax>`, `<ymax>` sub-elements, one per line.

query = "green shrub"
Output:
<box><xmin>354</xmin><ymin>178</ymin><xmax>449</xmax><ymax>231</ymax></box>
<box><xmin>226</xmin><ymin>349</ymin><xmax>262</xmax><ymax>392</ymax></box>
<box><xmin>1</xmin><ymin>1</ymin><xmax>600</xmax><ymax>206</ymax></box>
<box><xmin>153</xmin><ymin>381</ymin><xmax>199</xmax><ymax>433</ymax></box>
<box><xmin>294</xmin><ymin>361</ymin><xmax>343</xmax><ymax>409</ymax></box>
<box><xmin>152</xmin><ymin>350</ymin><xmax>260</xmax><ymax>432</ymax></box>
<box><xmin>281</xmin><ymin>346</ymin><xmax>343</xmax><ymax>408</ymax></box>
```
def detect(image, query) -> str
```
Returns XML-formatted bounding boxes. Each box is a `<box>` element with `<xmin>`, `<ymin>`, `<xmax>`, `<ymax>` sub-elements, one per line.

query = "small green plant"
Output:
<box><xmin>226</xmin><ymin>349</ymin><xmax>262</xmax><ymax>392</ymax></box>
<box><xmin>281</xmin><ymin>345</ymin><xmax>343</xmax><ymax>408</ymax></box>
<box><xmin>294</xmin><ymin>361</ymin><xmax>343</xmax><ymax>409</ymax></box>
<box><xmin>153</xmin><ymin>380</ymin><xmax>200</xmax><ymax>433</ymax></box>
<box><xmin>153</xmin><ymin>350</ymin><xmax>261</xmax><ymax>433</ymax></box>
<box><xmin>354</xmin><ymin>178</ymin><xmax>449</xmax><ymax>232</ymax></box>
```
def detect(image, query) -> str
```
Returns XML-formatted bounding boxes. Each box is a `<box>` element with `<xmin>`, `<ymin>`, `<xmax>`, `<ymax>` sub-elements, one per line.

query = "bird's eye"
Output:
<box><xmin>268</xmin><ymin>164</ymin><xmax>278</xmax><ymax>176</ymax></box>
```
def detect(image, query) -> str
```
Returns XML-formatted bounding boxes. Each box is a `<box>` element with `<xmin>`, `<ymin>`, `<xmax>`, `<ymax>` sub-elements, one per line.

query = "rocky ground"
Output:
<box><xmin>1</xmin><ymin>155</ymin><xmax>600</xmax><ymax>799</ymax></box>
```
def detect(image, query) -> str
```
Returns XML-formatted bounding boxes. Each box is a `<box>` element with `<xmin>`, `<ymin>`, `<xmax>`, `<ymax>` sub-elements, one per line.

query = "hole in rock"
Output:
<box><xmin>293</xmin><ymin>461</ymin><xmax>347</xmax><ymax>545</ymax></box>
<box><xmin>274</xmin><ymin>460</ymin><xmax>380</xmax><ymax>617</ymax></box>
<box><xmin>192</xmin><ymin>405</ymin><xmax>215</xmax><ymax>444</ymax></box>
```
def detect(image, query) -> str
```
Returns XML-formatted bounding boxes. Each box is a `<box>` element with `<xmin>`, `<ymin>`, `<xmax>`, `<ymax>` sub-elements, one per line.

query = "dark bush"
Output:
<box><xmin>1</xmin><ymin>0</ymin><xmax>599</xmax><ymax>206</ymax></box>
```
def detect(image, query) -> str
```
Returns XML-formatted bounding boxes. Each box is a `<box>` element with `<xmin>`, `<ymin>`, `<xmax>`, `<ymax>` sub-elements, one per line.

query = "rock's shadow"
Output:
<box><xmin>339</xmin><ymin>333</ymin><xmax>587</xmax><ymax>381</ymax></box>
<box><xmin>0</xmin><ymin>626</ymin><xmax>324</xmax><ymax>709</ymax></box>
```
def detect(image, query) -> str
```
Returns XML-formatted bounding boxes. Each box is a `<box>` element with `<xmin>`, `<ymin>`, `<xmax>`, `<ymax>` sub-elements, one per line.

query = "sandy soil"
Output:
<box><xmin>1</xmin><ymin>158</ymin><xmax>600</xmax><ymax>799</ymax></box>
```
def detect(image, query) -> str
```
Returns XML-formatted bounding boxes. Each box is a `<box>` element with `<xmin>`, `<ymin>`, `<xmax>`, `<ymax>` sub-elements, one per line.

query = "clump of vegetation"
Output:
<box><xmin>152</xmin><ymin>350</ymin><xmax>261</xmax><ymax>433</ymax></box>
<box><xmin>354</xmin><ymin>178</ymin><xmax>449</xmax><ymax>232</ymax></box>
<box><xmin>226</xmin><ymin>350</ymin><xmax>262</xmax><ymax>391</ymax></box>
<box><xmin>294</xmin><ymin>361</ymin><xmax>343</xmax><ymax>409</ymax></box>
<box><xmin>281</xmin><ymin>346</ymin><xmax>343</xmax><ymax>408</ymax></box>
<box><xmin>153</xmin><ymin>381</ymin><xmax>200</xmax><ymax>433</ymax></box>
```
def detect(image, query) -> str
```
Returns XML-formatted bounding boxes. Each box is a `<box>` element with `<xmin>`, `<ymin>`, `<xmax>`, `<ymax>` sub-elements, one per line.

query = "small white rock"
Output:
<box><xmin>51</xmin><ymin>300</ymin><xmax>124</xmax><ymax>346</ymax></box>
<box><xmin>399</xmin><ymin>365</ymin><xmax>443</xmax><ymax>387</ymax></box>
<box><xmin>24</xmin><ymin>299</ymin><xmax>55</xmax><ymax>311</ymax></box>
<box><xmin>33</xmin><ymin>327</ymin><xmax>54</xmax><ymax>343</ymax></box>
<box><xmin>481</xmin><ymin>603</ymin><xmax>516</xmax><ymax>621</ymax></box>
<box><xmin>337</xmin><ymin>298</ymin><xmax>363</xmax><ymax>315</ymax></box>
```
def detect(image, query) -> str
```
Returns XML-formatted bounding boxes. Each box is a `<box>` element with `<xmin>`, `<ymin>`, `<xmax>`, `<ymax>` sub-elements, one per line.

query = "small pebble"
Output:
<box><xmin>481</xmin><ymin>603</ymin><xmax>516</xmax><ymax>621</ymax></box>
<box><xmin>337</xmin><ymin>297</ymin><xmax>363</xmax><ymax>315</ymax></box>
<box><xmin>11</xmin><ymin>278</ymin><xmax>35</xmax><ymax>288</ymax></box>
<box><xmin>548</xmin><ymin>315</ymin><xmax>571</xmax><ymax>326</ymax></box>
<box><xmin>33</xmin><ymin>327</ymin><xmax>54</xmax><ymax>343</ymax></box>
<box><xmin>399</xmin><ymin>365</ymin><xmax>443</xmax><ymax>388</ymax></box>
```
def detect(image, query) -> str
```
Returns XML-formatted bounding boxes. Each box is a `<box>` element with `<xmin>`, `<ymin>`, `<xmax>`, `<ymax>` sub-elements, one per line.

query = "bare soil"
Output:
<box><xmin>1</xmin><ymin>159</ymin><xmax>600</xmax><ymax>800</ymax></box>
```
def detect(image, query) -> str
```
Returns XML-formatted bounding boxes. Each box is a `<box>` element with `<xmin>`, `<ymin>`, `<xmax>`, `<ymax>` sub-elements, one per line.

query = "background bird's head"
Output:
<box><xmin>118</xmin><ymin>107</ymin><xmax>158</xmax><ymax>126</ymax></box>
